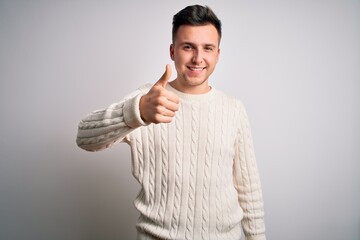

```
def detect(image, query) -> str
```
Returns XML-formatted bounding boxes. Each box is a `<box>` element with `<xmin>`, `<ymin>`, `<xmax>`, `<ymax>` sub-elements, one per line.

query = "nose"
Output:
<box><xmin>192</xmin><ymin>50</ymin><xmax>203</xmax><ymax>64</ymax></box>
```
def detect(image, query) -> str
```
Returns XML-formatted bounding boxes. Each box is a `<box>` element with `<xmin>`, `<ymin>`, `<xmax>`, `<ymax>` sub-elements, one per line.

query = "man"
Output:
<box><xmin>77</xmin><ymin>5</ymin><xmax>266</xmax><ymax>240</ymax></box>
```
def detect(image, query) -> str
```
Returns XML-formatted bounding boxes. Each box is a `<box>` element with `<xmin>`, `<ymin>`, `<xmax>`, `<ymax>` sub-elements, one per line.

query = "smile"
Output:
<box><xmin>187</xmin><ymin>66</ymin><xmax>206</xmax><ymax>71</ymax></box>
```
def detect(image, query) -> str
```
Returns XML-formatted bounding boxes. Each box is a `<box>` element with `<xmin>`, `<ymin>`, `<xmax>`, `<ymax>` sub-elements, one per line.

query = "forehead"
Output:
<box><xmin>174</xmin><ymin>24</ymin><xmax>220</xmax><ymax>46</ymax></box>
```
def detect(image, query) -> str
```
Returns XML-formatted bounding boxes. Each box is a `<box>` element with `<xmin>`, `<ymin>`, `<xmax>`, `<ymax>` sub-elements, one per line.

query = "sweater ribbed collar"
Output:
<box><xmin>166</xmin><ymin>83</ymin><xmax>215</xmax><ymax>103</ymax></box>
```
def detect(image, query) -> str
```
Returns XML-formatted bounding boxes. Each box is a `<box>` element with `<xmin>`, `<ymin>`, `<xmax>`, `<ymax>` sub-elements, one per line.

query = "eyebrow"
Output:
<box><xmin>180</xmin><ymin>42</ymin><xmax>218</xmax><ymax>48</ymax></box>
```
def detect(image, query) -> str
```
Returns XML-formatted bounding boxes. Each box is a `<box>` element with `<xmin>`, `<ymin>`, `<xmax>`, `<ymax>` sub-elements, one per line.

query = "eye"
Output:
<box><xmin>205</xmin><ymin>46</ymin><xmax>214</xmax><ymax>52</ymax></box>
<box><xmin>183</xmin><ymin>45</ymin><xmax>193</xmax><ymax>50</ymax></box>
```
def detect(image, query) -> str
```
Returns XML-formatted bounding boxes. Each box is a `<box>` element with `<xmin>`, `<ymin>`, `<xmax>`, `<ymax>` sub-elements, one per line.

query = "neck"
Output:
<box><xmin>169</xmin><ymin>79</ymin><xmax>211</xmax><ymax>94</ymax></box>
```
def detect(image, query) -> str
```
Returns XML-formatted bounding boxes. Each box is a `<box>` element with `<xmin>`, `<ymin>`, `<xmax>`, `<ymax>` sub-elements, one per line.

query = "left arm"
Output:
<box><xmin>233</xmin><ymin>101</ymin><xmax>266</xmax><ymax>240</ymax></box>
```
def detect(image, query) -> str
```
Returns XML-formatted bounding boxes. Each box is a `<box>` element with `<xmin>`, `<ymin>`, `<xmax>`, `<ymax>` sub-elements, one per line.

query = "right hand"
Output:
<box><xmin>139</xmin><ymin>64</ymin><xmax>180</xmax><ymax>124</ymax></box>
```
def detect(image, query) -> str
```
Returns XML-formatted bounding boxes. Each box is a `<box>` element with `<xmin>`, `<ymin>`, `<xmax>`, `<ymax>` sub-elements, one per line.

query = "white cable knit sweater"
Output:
<box><xmin>76</xmin><ymin>84</ymin><xmax>266</xmax><ymax>240</ymax></box>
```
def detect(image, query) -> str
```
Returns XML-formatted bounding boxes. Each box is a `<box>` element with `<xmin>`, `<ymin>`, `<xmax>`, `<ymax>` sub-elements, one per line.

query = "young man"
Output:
<box><xmin>77</xmin><ymin>5</ymin><xmax>266</xmax><ymax>240</ymax></box>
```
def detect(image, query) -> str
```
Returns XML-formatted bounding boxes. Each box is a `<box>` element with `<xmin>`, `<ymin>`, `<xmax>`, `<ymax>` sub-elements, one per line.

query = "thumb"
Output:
<box><xmin>156</xmin><ymin>64</ymin><xmax>172</xmax><ymax>88</ymax></box>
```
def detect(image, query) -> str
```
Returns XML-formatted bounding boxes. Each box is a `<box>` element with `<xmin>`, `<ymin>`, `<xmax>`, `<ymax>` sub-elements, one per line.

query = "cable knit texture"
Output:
<box><xmin>77</xmin><ymin>84</ymin><xmax>266</xmax><ymax>240</ymax></box>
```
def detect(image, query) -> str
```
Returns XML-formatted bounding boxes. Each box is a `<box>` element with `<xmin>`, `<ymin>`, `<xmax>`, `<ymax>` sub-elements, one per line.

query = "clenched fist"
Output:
<box><xmin>139</xmin><ymin>64</ymin><xmax>180</xmax><ymax>124</ymax></box>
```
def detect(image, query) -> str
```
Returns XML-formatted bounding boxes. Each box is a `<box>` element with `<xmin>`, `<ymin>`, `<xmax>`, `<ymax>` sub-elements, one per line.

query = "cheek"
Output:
<box><xmin>174</xmin><ymin>53</ymin><xmax>188</xmax><ymax>65</ymax></box>
<box><xmin>210</xmin><ymin>54</ymin><xmax>219</xmax><ymax>65</ymax></box>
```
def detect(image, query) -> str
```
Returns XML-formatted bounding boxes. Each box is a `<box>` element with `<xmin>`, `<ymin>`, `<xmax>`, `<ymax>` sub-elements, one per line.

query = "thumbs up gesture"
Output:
<box><xmin>139</xmin><ymin>64</ymin><xmax>180</xmax><ymax>124</ymax></box>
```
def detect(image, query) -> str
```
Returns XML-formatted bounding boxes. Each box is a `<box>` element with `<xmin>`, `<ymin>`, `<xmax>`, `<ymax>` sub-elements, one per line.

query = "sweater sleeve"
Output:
<box><xmin>233</xmin><ymin>101</ymin><xmax>266</xmax><ymax>240</ymax></box>
<box><xmin>76</xmin><ymin>84</ymin><xmax>151</xmax><ymax>152</ymax></box>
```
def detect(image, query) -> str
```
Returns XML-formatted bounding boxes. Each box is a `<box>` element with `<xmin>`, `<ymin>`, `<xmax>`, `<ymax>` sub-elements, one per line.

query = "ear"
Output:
<box><xmin>170</xmin><ymin>44</ymin><xmax>175</xmax><ymax>60</ymax></box>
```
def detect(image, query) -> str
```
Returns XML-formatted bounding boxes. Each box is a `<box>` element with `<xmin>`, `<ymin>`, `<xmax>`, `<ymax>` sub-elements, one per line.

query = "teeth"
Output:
<box><xmin>190</xmin><ymin>67</ymin><xmax>204</xmax><ymax>71</ymax></box>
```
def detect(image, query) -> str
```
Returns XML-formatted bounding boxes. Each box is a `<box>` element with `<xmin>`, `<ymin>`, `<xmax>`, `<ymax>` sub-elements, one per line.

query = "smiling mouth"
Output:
<box><xmin>187</xmin><ymin>66</ymin><xmax>206</xmax><ymax>71</ymax></box>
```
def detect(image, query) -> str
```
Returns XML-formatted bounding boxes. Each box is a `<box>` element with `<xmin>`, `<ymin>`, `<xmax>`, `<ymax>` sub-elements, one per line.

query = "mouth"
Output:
<box><xmin>187</xmin><ymin>66</ymin><xmax>206</xmax><ymax>72</ymax></box>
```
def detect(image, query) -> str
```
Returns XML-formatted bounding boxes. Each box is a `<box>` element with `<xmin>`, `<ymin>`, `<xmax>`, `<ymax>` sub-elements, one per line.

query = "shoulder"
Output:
<box><xmin>213</xmin><ymin>88</ymin><xmax>245</xmax><ymax>110</ymax></box>
<box><xmin>123</xmin><ymin>83</ymin><xmax>152</xmax><ymax>99</ymax></box>
<box><xmin>138</xmin><ymin>83</ymin><xmax>153</xmax><ymax>93</ymax></box>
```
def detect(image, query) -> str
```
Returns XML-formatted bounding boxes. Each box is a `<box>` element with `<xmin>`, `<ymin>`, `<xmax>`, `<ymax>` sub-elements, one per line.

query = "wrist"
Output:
<box><xmin>123</xmin><ymin>94</ymin><xmax>148</xmax><ymax>128</ymax></box>
<box><xmin>139</xmin><ymin>95</ymin><xmax>148</xmax><ymax>123</ymax></box>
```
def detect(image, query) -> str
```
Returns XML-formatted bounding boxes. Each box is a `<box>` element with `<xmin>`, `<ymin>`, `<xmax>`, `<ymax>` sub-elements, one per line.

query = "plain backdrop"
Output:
<box><xmin>0</xmin><ymin>0</ymin><xmax>359</xmax><ymax>239</ymax></box>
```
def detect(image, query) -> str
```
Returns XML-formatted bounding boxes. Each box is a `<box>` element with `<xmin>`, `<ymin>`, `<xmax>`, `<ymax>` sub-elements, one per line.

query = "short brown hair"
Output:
<box><xmin>172</xmin><ymin>5</ymin><xmax>222</xmax><ymax>44</ymax></box>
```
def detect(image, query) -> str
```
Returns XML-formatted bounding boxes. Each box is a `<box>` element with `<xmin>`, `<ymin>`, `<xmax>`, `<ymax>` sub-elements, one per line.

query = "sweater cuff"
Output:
<box><xmin>246</xmin><ymin>234</ymin><xmax>266</xmax><ymax>240</ymax></box>
<box><xmin>123</xmin><ymin>93</ymin><xmax>148</xmax><ymax>128</ymax></box>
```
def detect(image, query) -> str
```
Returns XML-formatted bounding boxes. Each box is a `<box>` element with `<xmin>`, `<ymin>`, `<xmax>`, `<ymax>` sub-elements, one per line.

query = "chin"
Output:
<box><xmin>183</xmin><ymin>76</ymin><xmax>208</xmax><ymax>85</ymax></box>
<box><xmin>185</xmin><ymin>79</ymin><xmax>207</xmax><ymax>87</ymax></box>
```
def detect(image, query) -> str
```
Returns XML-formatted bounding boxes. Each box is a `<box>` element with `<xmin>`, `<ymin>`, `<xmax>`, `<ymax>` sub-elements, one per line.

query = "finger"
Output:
<box><xmin>157</xmin><ymin>115</ymin><xmax>174</xmax><ymax>124</ymax></box>
<box><xmin>163</xmin><ymin>100</ymin><xmax>179</xmax><ymax>112</ymax></box>
<box><xmin>161</xmin><ymin>108</ymin><xmax>176</xmax><ymax>118</ymax></box>
<box><xmin>153</xmin><ymin>113</ymin><xmax>173</xmax><ymax>124</ymax></box>
<box><xmin>155</xmin><ymin>64</ymin><xmax>172</xmax><ymax>88</ymax></box>
<box><xmin>163</xmin><ymin>90</ymin><xmax>180</xmax><ymax>104</ymax></box>
<box><xmin>155</xmin><ymin>104</ymin><xmax>176</xmax><ymax>116</ymax></box>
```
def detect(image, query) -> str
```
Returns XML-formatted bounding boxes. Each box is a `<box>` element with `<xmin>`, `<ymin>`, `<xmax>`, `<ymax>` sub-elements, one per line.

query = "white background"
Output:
<box><xmin>0</xmin><ymin>0</ymin><xmax>359</xmax><ymax>239</ymax></box>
